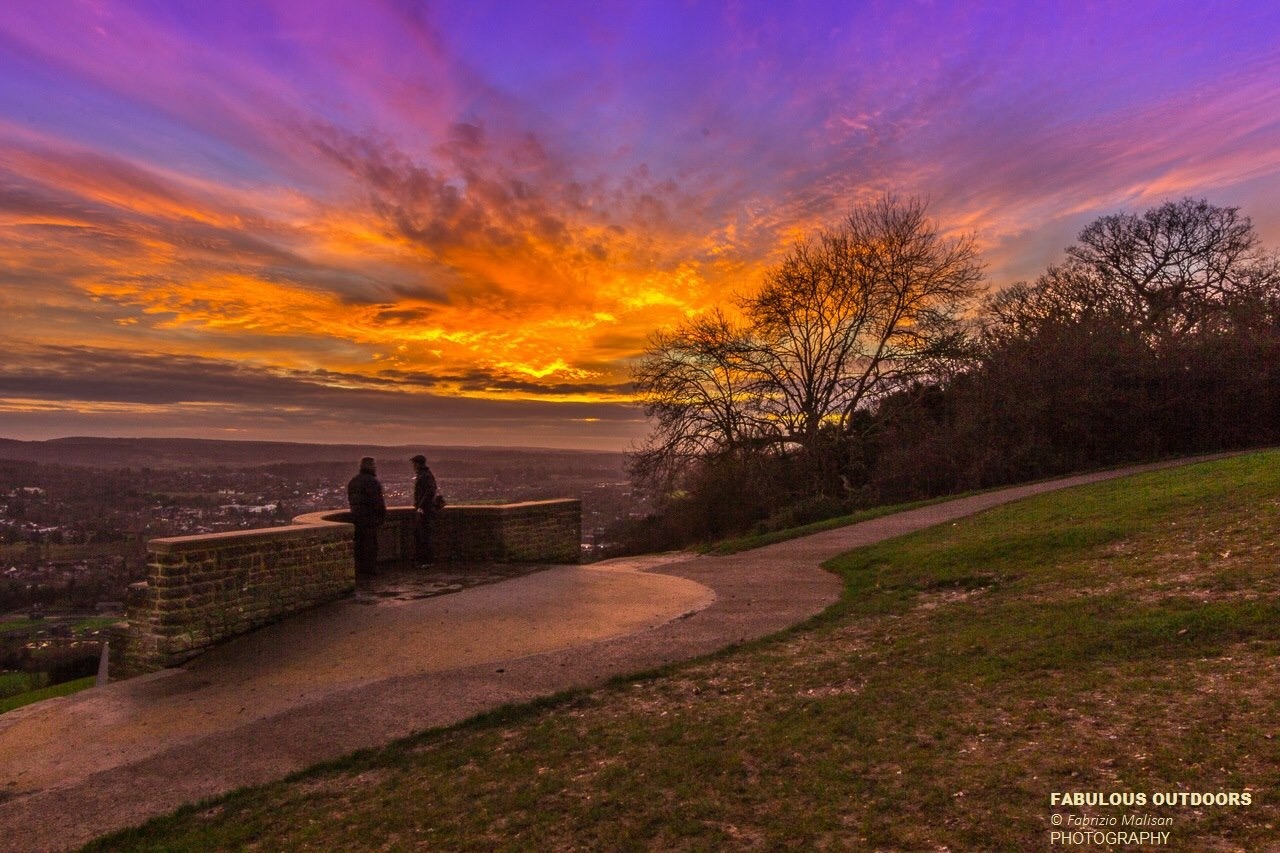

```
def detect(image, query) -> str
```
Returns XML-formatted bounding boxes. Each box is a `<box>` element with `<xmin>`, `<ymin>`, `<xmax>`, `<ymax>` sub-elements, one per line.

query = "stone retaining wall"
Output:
<box><xmin>114</xmin><ymin>499</ymin><xmax>581</xmax><ymax>676</ymax></box>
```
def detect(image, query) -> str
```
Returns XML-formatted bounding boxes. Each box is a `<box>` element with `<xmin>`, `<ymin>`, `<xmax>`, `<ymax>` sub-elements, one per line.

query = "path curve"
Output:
<box><xmin>0</xmin><ymin>457</ymin><xmax>1216</xmax><ymax>852</ymax></box>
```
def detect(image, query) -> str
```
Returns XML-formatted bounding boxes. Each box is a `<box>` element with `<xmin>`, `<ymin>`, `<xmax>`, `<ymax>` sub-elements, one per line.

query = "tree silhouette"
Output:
<box><xmin>631</xmin><ymin>195</ymin><xmax>982</xmax><ymax>500</ymax></box>
<box><xmin>988</xmin><ymin>198</ymin><xmax>1280</xmax><ymax>347</ymax></box>
<box><xmin>743</xmin><ymin>195</ymin><xmax>982</xmax><ymax>446</ymax></box>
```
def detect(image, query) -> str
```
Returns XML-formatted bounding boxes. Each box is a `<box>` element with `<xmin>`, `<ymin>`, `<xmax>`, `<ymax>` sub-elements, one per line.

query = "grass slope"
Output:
<box><xmin>0</xmin><ymin>676</ymin><xmax>94</xmax><ymax>714</ymax></box>
<box><xmin>88</xmin><ymin>451</ymin><xmax>1280</xmax><ymax>850</ymax></box>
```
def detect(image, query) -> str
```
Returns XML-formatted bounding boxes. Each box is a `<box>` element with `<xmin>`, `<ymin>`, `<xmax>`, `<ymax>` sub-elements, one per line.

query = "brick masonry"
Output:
<box><xmin>113</xmin><ymin>500</ymin><xmax>581</xmax><ymax>676</ymax></box>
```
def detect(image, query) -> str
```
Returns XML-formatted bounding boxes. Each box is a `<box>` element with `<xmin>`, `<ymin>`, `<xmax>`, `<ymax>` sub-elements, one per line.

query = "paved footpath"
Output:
<box><xmin>0</xmin><ymin>458</ymin><xmax>1214</xmax><ymax>851</ymax></box>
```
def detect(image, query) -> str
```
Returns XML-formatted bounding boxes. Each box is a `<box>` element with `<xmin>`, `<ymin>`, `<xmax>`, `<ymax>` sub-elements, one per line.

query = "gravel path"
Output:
<box><xmin>0</xmin><ymin>457</ymin><xmax>1214</xmax><ymax>852</ymax></box>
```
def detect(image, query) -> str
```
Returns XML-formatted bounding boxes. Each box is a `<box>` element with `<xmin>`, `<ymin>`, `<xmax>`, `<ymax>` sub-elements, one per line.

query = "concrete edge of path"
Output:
<box><xmin>0</xmin><ymin>454</ymin><xmax>1231</xmax><ymax>852</ymax></box>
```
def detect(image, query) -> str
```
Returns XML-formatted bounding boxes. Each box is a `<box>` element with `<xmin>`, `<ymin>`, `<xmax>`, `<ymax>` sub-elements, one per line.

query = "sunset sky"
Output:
<box><xmin>2</xmin><ymin>1</ymin><xmax>1279</xmax><ymax>450</ymax></box>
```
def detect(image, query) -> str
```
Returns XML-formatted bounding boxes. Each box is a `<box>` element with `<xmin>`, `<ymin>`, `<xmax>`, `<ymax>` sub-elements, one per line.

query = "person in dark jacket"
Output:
<box><xmin>347</xmin><ymin>457</ymin><xmax>386</xmax><ymax>577</ymax></box>
<box><xmin>411</xmin><ymin>453</ymin><xmax>437</xmax><ymax>567</ymax></box>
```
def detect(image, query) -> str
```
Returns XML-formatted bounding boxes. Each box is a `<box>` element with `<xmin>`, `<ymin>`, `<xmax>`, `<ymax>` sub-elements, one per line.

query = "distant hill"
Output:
<box><xmin>0</xmin><ymin>437</ymin><xmax>624</xmax><ymax>470</ymax></box>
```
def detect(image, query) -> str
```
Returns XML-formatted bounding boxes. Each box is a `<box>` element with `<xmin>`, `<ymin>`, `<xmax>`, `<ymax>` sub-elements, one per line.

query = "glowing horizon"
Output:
<box><xmin>2</xmin><ymin>2</ymin><xmax>1279</xmax><ymax>450</ymax></box>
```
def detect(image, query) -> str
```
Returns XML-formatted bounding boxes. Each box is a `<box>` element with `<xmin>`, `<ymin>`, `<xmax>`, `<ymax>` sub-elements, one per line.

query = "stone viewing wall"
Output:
<box><xmin>315</xmin><ymin>499</ymin><xmax>582</xmax><ymax>567</ymax></box>
<box><xmin>113</xmin><ymin>521</ymin><xmax>354</xmax><ymax>677</ymax></box>
<box><xmin>114</xmin><ymin>499</ymin><xmax>581</xmax><ymax>676</ymax></box>
<box><xmin>434</xmin><ymin>500</ymin><xmax>582</xmax><ymax>564</ymax></box>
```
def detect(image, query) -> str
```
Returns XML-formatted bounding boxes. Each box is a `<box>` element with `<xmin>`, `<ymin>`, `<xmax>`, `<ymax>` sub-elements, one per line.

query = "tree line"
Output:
<box><xmin>623</xmin><ymin>195</ymin><xmax>1280</xmax><ymax>547</ymax></box>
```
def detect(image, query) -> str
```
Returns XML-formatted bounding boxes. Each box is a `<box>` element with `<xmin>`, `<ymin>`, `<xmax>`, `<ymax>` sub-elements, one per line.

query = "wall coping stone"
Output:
<box><xmin>149</xmin><ymin>520</ymin><xmax>351</xmax><ymax>551</ymax></box>
<box><xmin>293</xmin><ymin>498</ymin><xmax>579</xmax><ymax>524</ymax></box>
<box><xmin>147</xmin><ymin>498</ymin><xmax>582</xmax><ymax>557</ymax></box>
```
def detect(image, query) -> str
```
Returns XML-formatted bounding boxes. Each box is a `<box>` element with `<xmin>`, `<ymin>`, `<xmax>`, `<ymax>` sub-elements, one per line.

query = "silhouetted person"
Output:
<box><xmin>411</xmin><ymin>453</ymin><xmax>438</xmax><ymax>567</ymax></box>
<box><xmin>347</xmin><ymin>457</ymin><xmax>386</xmax><ymax>577</ymax></box>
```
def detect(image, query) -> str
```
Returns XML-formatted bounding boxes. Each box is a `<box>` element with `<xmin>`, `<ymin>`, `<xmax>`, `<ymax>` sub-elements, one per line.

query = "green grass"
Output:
<box><xmin>1</xmin><ymin>616</ymin><xmax>120</xmax><ymax>635</ymax></box>
<box><xmin>709</xmin><ymin>453</ymin><xmax>1232</xmax><ymax>556</ymax></box>
<box><xmin>2</xmin><ymin>617</ymin><xmax>119</xmax><ymax>630</ymax></box>
<box><xmin>0</xmin><ymin>676</ymin><xmax>95</xmax><ymax>714</ymax></box>
<box><xmin>72</xmin><ymin>616</ymin><xmax>125</xmax><ymax>633</ymax></box>
<box><xmin>86</xmin><ymin>450</ymin><xmax>1280</xmax><ymax>850</ymax></box>
<box><xmin>0</xmin><ymin>617</ymin><xmax>45</xmax><ymax>634</ymax></box>
<box><xmin>0</xmin><ymin>671</ymin><xmax>43</xmax><ymax>699</ymax></box>
<box><xmin>706</xmin><ymin>491</ymin><xmax>967</xmax><ymax>554</ymax></box>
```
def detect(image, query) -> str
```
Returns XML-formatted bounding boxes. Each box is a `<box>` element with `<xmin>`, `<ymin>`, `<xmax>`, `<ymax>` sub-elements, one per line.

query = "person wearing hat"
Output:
<box><xmin>411</xmin><ymin>453</ymin><xmax>438</xmax><ymax>567</ymax></box>
<box><xmin>347</xmin><ymin>457</ymin><xmax>386</xmax><ymax>577</ymax></box>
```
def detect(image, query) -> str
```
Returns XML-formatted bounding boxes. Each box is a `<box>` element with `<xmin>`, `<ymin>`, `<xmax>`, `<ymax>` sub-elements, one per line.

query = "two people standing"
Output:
<box><xmin>346</xmin><ymin>453</ymin><xmax>441</xmax><ymax>576</ymax></box>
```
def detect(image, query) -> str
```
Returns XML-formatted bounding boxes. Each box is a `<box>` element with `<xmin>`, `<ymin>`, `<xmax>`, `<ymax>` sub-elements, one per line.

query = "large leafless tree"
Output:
<box><xmin>627</xmin><ymin>310</ymin><xmax>765</xmax><ymax>495</ymax></box>
<box><xmin>743</xmin><ymin>195</ymin><xmax>982</xmax><ymax>445</ymax></box>
<box><xmin>630</xmin><ymin>195</ymin><xmax>983</xmax><ymax>494</ymax></box>
<box><xmin>987</xmin><ymin>198</ymin><xmax>1280</xmax><ymax>346</ymax></box>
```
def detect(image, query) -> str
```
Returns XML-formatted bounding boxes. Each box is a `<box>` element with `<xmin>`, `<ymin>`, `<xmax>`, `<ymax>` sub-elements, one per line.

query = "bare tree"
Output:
<box><xmin>982</xmin><ymin>264</ymin><xmax>1126</xmax><ymax>346</ymax></box>
<box><xmin>630</xmin><ymin>195</ymin><xmax>983</xmax><ymax>497</ymax></box>
<box><xmin>1071</xmin><ymin>199</ymin><xmax>1258</xmax><ymax>334</ymax></box>
<box><xmin>743</xmin><ymin>194</ymin><xmax>983</xmax><ymax>446</ymax></box>
<box><xmin>628</xmin><ymin>310</ymin><xmax>766</xmax><ymax>496</ymax></box>
<box><xmin>983</xmin><ymin>198</ymin><xmax>1280</xmax><ymax>348</ymax></box>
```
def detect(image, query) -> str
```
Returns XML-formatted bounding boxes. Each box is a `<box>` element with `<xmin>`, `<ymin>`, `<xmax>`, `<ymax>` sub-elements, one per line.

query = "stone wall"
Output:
<box><xmin>303</xmin><ymin>499</ymin><xmax>582</xmax><ymax>566</ymax></box>
<box><xmin>114</xmin><ymin>499</ymin><xmax>581</xmax><ymax>676</ymax></box>
<box><xmin>435</xmin><ymin>500</ymin><xmax>582</xmax><ymax>564</ymax></box>
<box><xmin>113</xmin><ymin>521</ymin><xmax>354</xmax><ymax>676</ymax></box>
